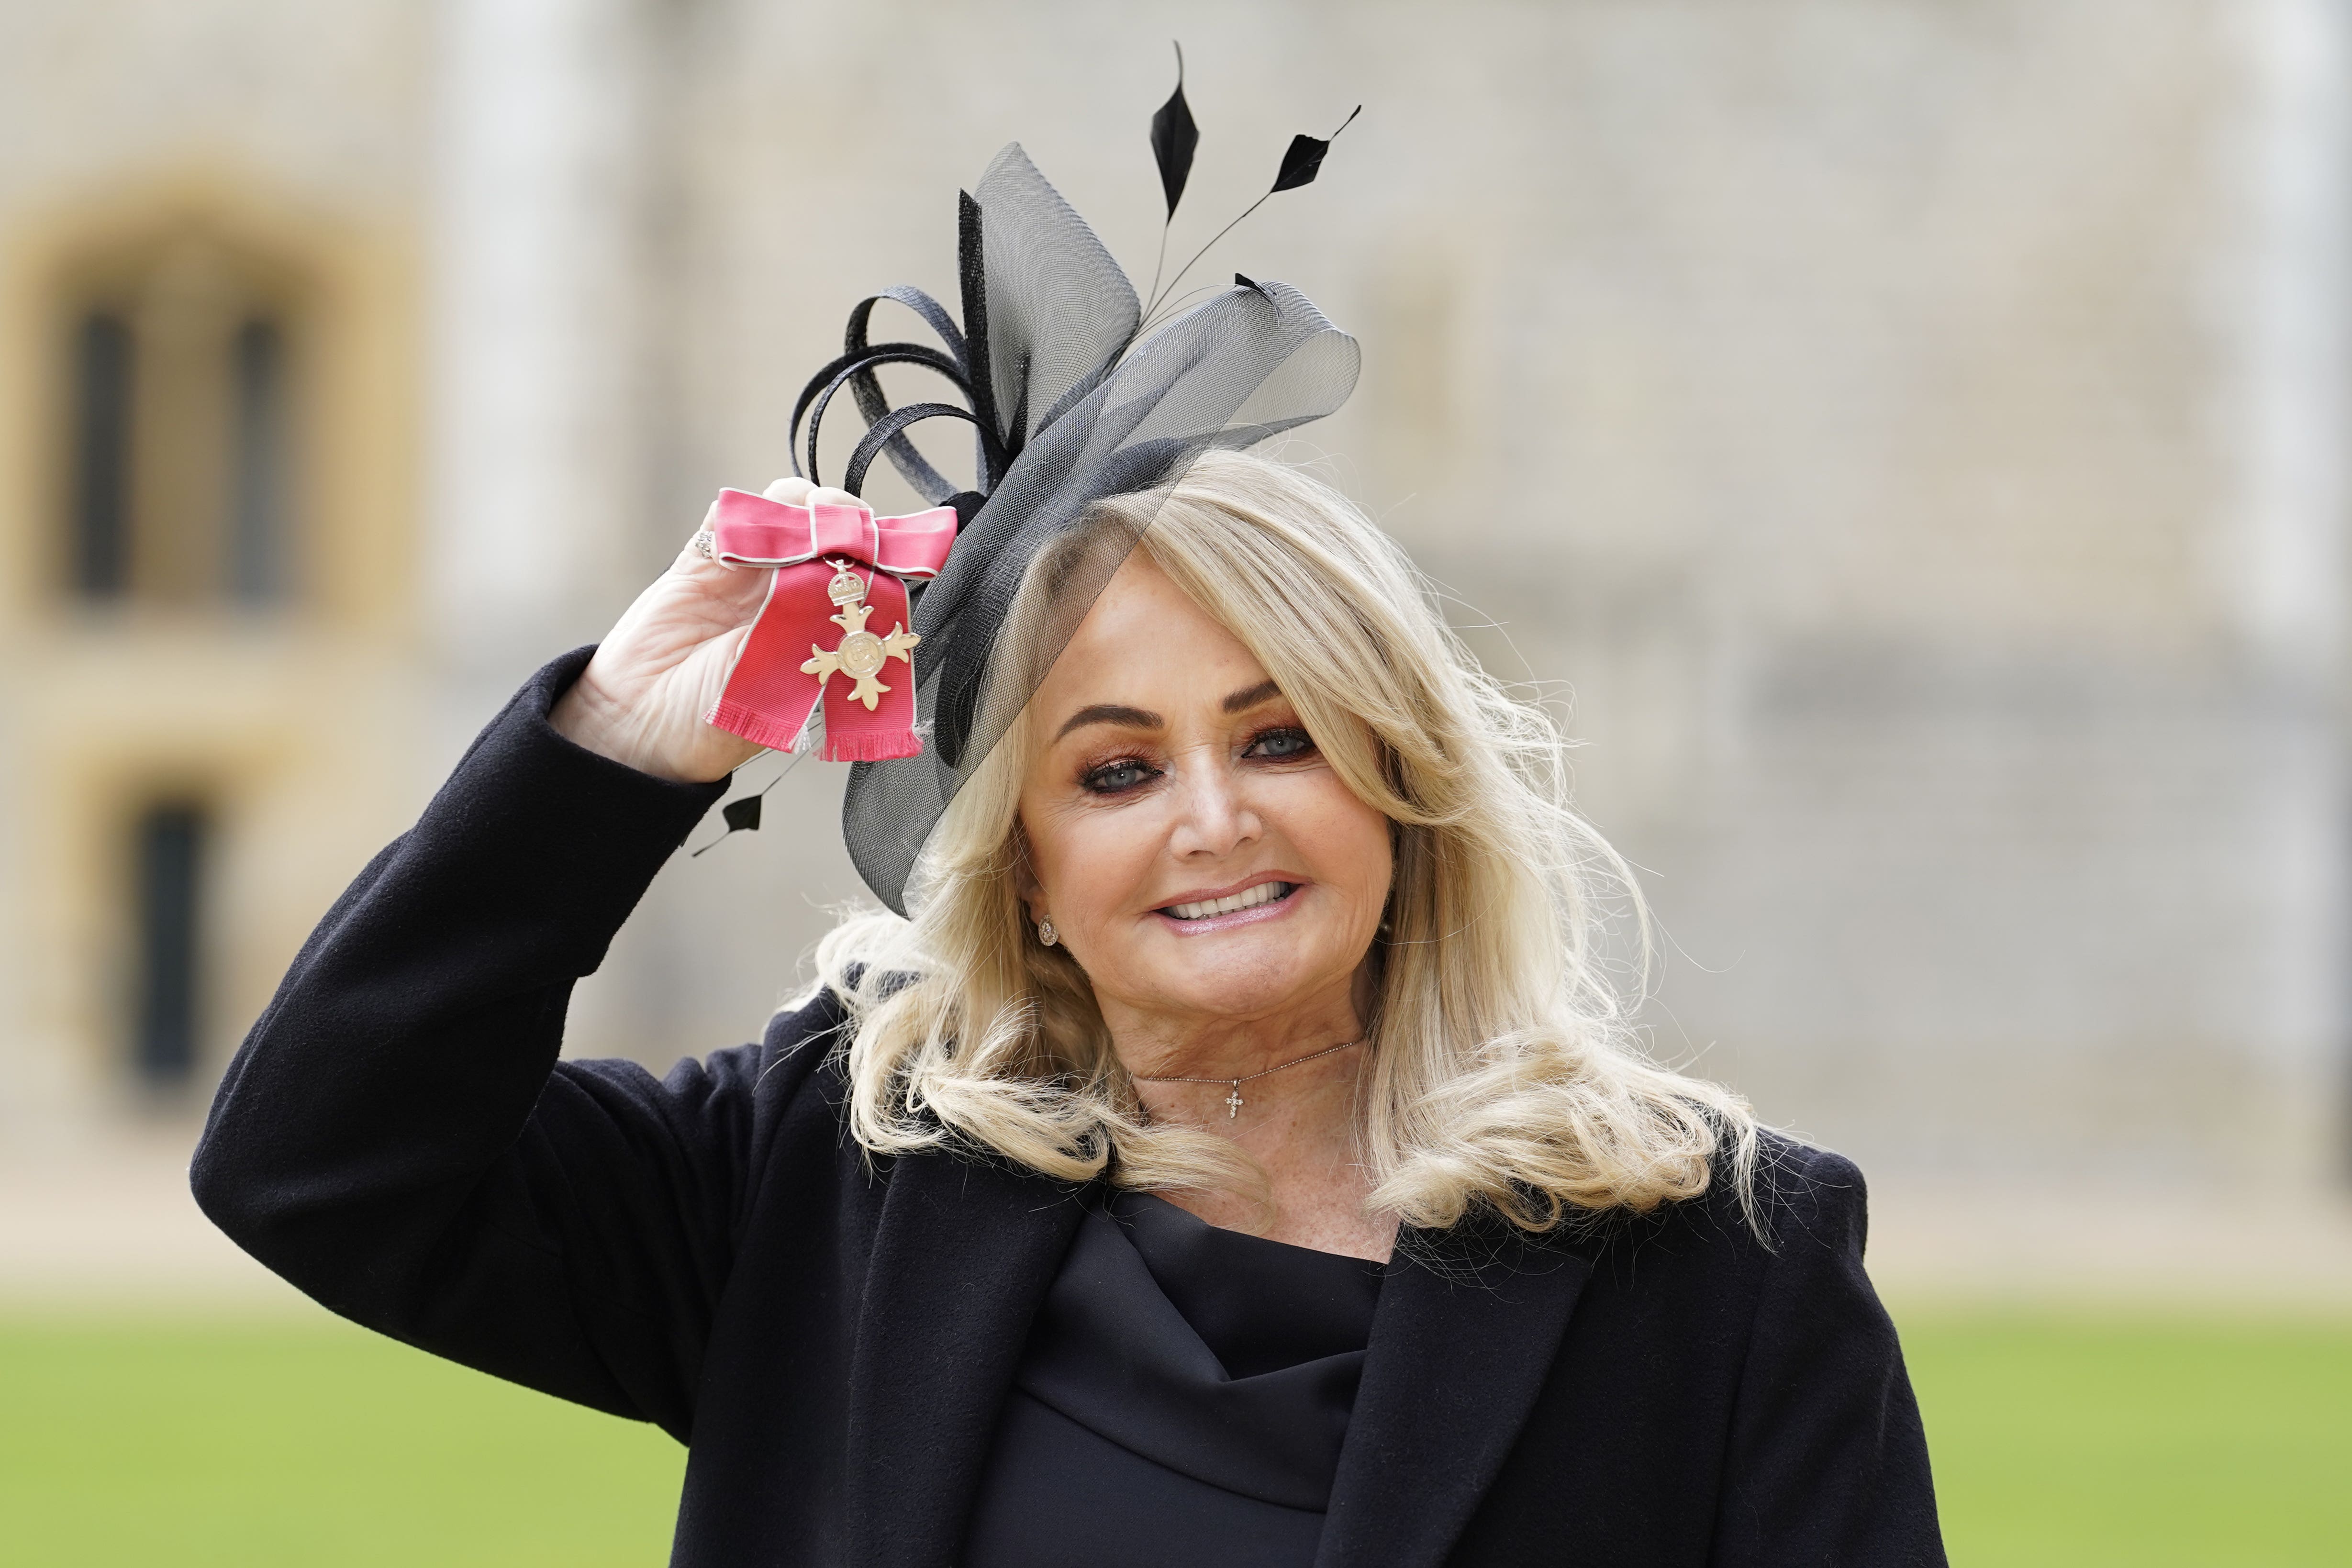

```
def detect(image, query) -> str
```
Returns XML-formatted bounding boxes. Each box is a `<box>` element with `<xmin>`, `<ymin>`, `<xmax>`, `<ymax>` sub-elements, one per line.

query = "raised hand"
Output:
<box><xmin>550</xmin><ymin>477</ymin><xmax>844</xmax><ymax>783</ymax></box>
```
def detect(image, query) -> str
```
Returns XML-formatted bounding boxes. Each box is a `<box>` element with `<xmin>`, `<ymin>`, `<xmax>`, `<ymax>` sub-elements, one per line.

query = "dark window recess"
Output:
<box><xmin>132</xmin><ymin>802</ymin><xmax>207</xmax><ymax>1085</ymax></box>
<box><xmin>72</xmin><ymin>312</ymin><xmax>134</xmax><ymax>599</ymax></box>
<box><xmin>229</xmin><ymin>317</ymin><xmax>287</xmax><ymax>603</ymax></box>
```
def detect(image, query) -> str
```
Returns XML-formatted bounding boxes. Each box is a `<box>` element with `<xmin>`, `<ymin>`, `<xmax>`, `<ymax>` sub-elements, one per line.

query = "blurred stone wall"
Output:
<box><xmin>0</xmin><ymin>0</ymin><xmax>428</xmax><ymax>1151</ymax></box>
<box><xmin>1</xmin><ymin>0</ymin><xmax>2345</xmax><ymax>1202</ymax></box>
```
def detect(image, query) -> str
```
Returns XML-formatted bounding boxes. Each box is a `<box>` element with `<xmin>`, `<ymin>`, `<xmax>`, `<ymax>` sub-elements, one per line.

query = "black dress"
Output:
<box><xmin>963</xmin><ymin>1192</ymin><xmax>1385</xmax><ymax>1567</ymax></box>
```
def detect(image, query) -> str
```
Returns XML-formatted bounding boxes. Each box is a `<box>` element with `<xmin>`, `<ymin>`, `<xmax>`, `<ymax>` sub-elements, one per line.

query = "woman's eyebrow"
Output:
<box><xmin>1052</xmin><ymin>681</ymin><xmax>1279</xmax><ymax>741</ymax></box>
<box><xmin>1054</xmin><ymin>702</ymin><xmax>1163</xmax><ymax>741</ymax></box>
<box><xmin>1221</xmin><ymin>679</ymin><xmax>1282</xmax><ymax>714</ymax></box>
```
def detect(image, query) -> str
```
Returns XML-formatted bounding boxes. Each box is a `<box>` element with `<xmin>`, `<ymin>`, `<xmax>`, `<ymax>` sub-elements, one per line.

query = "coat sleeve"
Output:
<box><xmin>1709</xmin><ymin>1146</ymin><xmax>1948</xmax><ymax>1567</ymax></box>
<box><xmin>190</xmin><ymin>647</ymin><xmax>838</xmax><ymax>1442</ymax></box>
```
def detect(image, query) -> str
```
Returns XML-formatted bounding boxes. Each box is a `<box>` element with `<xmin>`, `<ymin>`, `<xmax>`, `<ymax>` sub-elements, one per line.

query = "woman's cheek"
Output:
<box><xmin>1283</xmin><ymin>777</ymin><xmax>1385</xmax><ymax>869</ymax></box>
<box><xmin>1057</xmin><ymin>804</ymin><xmax>1154</xmax><ymax>922</ymax></box>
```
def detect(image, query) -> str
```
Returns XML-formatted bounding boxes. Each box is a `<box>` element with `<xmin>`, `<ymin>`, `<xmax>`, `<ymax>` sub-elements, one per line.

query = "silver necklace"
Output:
<box><xmin>1134</xmin><ymin>1039</ymin><xmax>1362</xmax><ymax>1120</ymax></box>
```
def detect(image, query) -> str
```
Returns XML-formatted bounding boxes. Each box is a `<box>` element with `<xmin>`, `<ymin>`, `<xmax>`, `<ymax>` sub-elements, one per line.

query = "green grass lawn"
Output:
<box><xmin>1906</xmin><ymin>1312</ymin><xmax>2352</xmax><ymax>1567</ymax></box>
<box><xmin>0</xmin><ymin>1313</ymin><xmax>684</xmax><ymax>1567</ymax></box>
<box><xmin>2</xmin><ymin>1307</ymin><xmax>2348</xmax><ymax>1565</ymax></box>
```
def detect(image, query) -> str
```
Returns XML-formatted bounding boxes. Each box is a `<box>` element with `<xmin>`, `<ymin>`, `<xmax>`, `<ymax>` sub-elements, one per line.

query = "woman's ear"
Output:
<box><xmin>1009</xmin><ymin>820</ymin><xmax>1044</xmax><ymax>920</ymax></box>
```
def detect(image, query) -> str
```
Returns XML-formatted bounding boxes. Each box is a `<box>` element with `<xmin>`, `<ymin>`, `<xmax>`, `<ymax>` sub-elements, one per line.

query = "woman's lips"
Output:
<box><xmin>1150</xmin><ymin>880</ymin><xmax>1304</xmax><ymax>936</ymax></box>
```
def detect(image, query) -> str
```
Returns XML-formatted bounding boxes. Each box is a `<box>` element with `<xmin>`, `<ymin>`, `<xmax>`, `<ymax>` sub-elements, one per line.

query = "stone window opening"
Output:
<box><xmin>128</xmin><ymin>798</ymin><xmax>209</xmax><ymax>1090</ymax></box>
<box><xmin>63</xmin><ymin>229</ymin><xmax>304</xmax><ymax>611</ymax></box>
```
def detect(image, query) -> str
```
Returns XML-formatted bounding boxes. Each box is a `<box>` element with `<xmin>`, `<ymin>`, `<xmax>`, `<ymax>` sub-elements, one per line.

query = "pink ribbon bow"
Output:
<box><xmin>702</xmin><ymin>489</ymin><xmax>957</xmax><ymax>761</ymax></box>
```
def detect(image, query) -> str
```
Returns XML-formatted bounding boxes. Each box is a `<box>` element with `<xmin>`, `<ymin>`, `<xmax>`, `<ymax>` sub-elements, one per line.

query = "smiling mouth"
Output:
<box><xmin>1158</xmin><ymin>882</ymin><xmax>1299</xmax><ymax>922</ymax></box>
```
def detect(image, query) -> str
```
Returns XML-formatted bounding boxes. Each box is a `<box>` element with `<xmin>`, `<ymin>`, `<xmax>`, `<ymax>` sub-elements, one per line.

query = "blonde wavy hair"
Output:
<box><xmin>812</xmin><ymin>448</ymin><xmax>1759</xmax><ymax>1233</ymax></box>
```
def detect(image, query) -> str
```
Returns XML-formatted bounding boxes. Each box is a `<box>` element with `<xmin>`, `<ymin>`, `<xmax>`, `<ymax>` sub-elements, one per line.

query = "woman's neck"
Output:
<box><xmin>1104</xmin><ymin>985</ymin><xmax>1394</xmax><ymax>1261</ymax></box>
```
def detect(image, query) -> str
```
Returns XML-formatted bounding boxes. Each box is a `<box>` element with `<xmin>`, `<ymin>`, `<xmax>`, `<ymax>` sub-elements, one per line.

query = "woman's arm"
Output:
<box><xmin>1709</xmin><ymin>1146</ymin><xmax>1948</xmax><ymax>1566</ymax></box>
<box><xmin>189</xmin><ymin>637</ymin><xmax>847</xmax><ymax>1441</ymax></box>
<box><xmin>195</xmin><ymin>481</ymin><xmax>869</xmax><ymax>1435</ymax></box>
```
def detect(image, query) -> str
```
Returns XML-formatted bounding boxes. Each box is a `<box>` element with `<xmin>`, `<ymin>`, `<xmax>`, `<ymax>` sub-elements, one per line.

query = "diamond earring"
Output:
<box><xmin>1037</xmin><ymin>918</ymin><xmax>1058</xmax><ymax>947</ymax></box>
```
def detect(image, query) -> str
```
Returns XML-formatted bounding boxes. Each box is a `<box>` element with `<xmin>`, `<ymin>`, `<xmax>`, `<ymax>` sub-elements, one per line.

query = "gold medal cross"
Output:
<box><xmin>801</xmin><ymin>563</ymin><xmax>920</xmax><ymax>711</ymax></box>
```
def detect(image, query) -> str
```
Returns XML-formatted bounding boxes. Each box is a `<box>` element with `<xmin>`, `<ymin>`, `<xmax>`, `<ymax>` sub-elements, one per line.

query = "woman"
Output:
<box><xmin>195</xmin><ymin>139</ymin><xmax>1942</xmax><ymax>1567</ymax></box>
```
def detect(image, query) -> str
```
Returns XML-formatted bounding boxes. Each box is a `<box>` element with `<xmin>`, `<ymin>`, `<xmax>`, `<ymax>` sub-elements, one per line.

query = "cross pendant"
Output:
<box><xmin>1225</xmin><ymin>1084</ymin><xmax>1245</xmax><ymax>1119</ymax></box>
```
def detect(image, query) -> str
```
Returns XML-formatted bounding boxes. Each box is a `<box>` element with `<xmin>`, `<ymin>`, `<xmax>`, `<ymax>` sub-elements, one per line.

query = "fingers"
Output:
<box><xmin>764</xmin><ymin>475</ymin><xmax>863</xmax><ymax>513</ymax></box>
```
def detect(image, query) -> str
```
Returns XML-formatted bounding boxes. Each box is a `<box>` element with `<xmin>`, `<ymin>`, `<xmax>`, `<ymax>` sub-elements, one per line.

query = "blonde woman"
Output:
<box><xmin>196</xmin><ymin>142</ymin><xmax>1943</xmax><ymax>1567</ymax></box>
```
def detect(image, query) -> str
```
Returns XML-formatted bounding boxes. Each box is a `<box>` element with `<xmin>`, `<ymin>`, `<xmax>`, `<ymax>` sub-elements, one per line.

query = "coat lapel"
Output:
<box><xmin>846</xmin><ymin>1149</ymin><xmax>1088</xmax><ymax>1568</ymax></box>
<box><xmin>1315</xmin><ymin>1227</ymin><xmax>1594</xmax><ymax>1568</ymax></box>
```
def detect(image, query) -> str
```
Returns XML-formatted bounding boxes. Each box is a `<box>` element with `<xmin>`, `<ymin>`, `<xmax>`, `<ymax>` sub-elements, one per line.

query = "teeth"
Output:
<box><xmin>1165</xmin><ymin>882</ymin><xmax>1292</xmax><ymax>921</ymax></box>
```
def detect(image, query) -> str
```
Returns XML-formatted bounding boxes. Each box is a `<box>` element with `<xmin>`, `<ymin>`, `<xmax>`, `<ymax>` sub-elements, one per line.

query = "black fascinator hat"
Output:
<box><xmin>775</xmin><ymin>61</ymin><xmax>1362</xmax><ymax>913</ymax></box>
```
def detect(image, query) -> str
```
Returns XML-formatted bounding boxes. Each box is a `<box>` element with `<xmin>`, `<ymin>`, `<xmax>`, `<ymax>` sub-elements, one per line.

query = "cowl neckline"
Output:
<box><xmin>1011</xmin><ymin>1190</ymin><xmax>1385</xmax><ymax>1510</ymax></box>
<box><xmin>1107</xmin><ymin>1190</ymin><xmax>1386</xmax><ymax>1376</ymax></box>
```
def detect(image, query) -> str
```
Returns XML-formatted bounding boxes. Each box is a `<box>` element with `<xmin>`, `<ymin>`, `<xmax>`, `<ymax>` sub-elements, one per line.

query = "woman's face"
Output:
<box><xmin>1016</xmin><ymin>554</ymin><xmax>1393</xmax><ymax>1034</ymax></box>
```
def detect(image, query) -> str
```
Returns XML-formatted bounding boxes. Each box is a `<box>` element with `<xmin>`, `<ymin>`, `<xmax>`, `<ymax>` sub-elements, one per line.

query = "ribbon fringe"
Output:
<box><xmin>821</xmin><ymin>729</ymin><xmax>925</xmax><ymax>763</ymax></box>
<box><xmin>705</xmin><ymin>698</ymin><xmax>814</xmax><ymax>756</ymax></box>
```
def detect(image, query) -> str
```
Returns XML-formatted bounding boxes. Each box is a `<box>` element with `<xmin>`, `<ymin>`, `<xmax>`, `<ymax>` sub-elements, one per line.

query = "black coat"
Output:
<box><xmin>193</xmin><ymin>649</ymin><xmax>1945</xmax><ymax>1567</ymax></box>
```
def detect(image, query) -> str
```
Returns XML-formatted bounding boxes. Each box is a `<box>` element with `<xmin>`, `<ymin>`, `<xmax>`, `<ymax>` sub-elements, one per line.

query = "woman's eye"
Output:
<box><xmin>1246</xmin><ymin>727</ymin><xmax>1316</xmax><ymax>760</ymax></box>
<box><xmin>1082</xmin><ymin>759</ymin><xmax>1159</xmax><ymax>794</ymax></box>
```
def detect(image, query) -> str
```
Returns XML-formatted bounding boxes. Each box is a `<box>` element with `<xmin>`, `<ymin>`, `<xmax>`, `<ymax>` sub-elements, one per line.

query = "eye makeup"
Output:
<box><xmin>1080</xmin><ymin>754</ymin><xmax>1163</xmax><ymax>795</ymax></box>
<box><xmin>1073</xmin><ymin>723</ymin><xmax>1318</xmax><ymax>797</ymax></box>
<box><xmin>1241</xmin><ymin>724</ymin><xmax>1316</xmax><ymax>761</ymax></box>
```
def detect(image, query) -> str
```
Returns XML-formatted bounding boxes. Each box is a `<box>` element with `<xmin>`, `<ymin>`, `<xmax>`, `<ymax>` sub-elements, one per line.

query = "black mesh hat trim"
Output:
<box><xmin>844</xmin><ymin>403</ymin><xmax>984</xmax><ymax>497</ymax></box>
<box><xmin>793</xmin><ymin>344</ymin><xmax>970</xmax><ymax>495</ymax></box>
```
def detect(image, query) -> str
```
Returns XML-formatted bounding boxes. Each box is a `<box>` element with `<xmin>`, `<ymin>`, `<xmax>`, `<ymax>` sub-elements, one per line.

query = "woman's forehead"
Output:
<box><xmin>1038</xmin><ymin>555</ymin><xmax>1273</xmax><ymax>723</ymax></box>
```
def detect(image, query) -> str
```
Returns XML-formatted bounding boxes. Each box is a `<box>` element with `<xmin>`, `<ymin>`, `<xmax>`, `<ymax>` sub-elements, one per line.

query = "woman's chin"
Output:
<box><xmin>1126</xmin><ymin>937</ymin><xmax>1349</xmax><ymax>1021</ymax></box>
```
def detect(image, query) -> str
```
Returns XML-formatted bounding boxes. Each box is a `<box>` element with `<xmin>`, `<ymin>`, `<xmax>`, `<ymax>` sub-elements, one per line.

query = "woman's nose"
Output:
<box><xmin>1168</xmin><ymin>752</ymin><xmax>1261</xmax><ymax>859</ymax></box>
